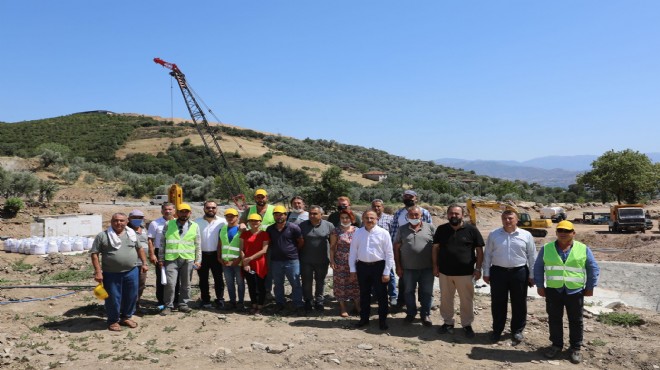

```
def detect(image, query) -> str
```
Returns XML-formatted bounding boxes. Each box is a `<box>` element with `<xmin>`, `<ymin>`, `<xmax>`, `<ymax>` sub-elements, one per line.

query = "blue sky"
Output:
<box><xmin>2</xmin><ymin>1</ymin><xmax>659</xmax><ymax>161</ymax></box>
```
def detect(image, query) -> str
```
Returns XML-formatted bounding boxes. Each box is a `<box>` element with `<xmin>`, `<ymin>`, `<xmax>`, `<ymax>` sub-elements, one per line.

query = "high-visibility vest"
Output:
<box><xmin>220</xmin><ymin>225</ymin><xmax>241</xmax><ymax>261</ymax></box>
<box><xmin>543</xmin><ymin>241</ymin><xmax>587</xmax><ymax>289</ymax></box>
<box><xmin>248</xmin><ymin>204</ymin><xmax>275</xmax><ymax>230</ymax></box>
<box><xmin>164</xmin><ymin>219</ymin><xmax>198</xmax><ymax>261</ymax></box>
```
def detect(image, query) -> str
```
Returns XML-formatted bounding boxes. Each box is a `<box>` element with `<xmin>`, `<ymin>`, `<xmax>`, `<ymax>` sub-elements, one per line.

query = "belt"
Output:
<box><xmin>492</xmin><ymin>265</ymin><xmax>525</xmax><ymax>271</ymax></box>
<box><xmin>357</xmin><ymin>260</ymin><xmax>384</xmax><ymax>266</ymax></box>
<box><xmin>202</xmin><ymin>251</ymin><xmax>217</xmax><ymax>254</ymax></box>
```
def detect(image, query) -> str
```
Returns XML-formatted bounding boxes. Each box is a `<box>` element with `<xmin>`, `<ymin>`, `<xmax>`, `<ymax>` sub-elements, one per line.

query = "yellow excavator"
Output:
<box><xmin>466</xmin><ymin>199</ymin><xmax>552</xmax><ymax>237</ymax></box>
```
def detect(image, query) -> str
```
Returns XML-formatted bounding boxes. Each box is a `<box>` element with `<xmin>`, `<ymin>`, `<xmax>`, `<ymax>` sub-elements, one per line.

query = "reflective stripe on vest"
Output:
<box><xmin>220</xmin><ymin>225</ymin><xmax>241</xmax><ymax>261</ymax></box>
<box><xmin>248</xmin><ymin>204</ymin><xmax>275</xmax><ymax>230</ymax></box>
<box><xmin>543</xmin><ymin>240</ymin><xmax>587</xmax><ymax>289</ymax></box>
<box><xmin>164</xmin><ymin>219</ymin><xmax>198</xmax><ymax>261</ymax></box>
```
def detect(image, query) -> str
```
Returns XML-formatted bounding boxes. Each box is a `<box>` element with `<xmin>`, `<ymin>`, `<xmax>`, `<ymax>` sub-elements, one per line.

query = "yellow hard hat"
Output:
<box><xmin>273</xmin><ymin>205</ymin><xmax>287</xmax><ymax>214</ymax></box>
<box><xmin>177</xmin><ymin>203</ymin><xmax>192</xmax><ymax>211</ymax></box>
<box><xmin>224</xmin><ymin>208</ymin><xmax>239</xmax><ymax>216</ymax></box>
<box><xmin>255</xmin><ymin>189</ymin><xmax>268</xmax><ymax>197</ymax></box>
<box><xmin>557</xmin><ymin>220</ymin><xmax>574</xmax><ymax>231</ymax></box>
<box><xmin>247</xmin><ymin>213</ymin><xmax>262</xmax><ymax>221</ymax></box>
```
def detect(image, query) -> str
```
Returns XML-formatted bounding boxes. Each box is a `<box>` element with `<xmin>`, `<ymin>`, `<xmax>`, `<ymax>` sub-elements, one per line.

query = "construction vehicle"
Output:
<box><xmin>154</xmin><ymin>58</ymin><xmax>246</xmax><ymax>210</ymax></box>
<box><xmin>466</xmin><ymin>199</ymin><xmax>552</xmax><ymax>237</ymax></box>
<box><xmin>609</xmin><ymin>204</ymin><xmax>646</xmax><ymax>233</ymax></box>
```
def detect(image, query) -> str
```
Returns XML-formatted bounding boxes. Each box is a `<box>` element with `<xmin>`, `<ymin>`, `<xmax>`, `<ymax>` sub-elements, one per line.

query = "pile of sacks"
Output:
<box><xmin>2</xmin><ymin>237</ymin><xmax>94</xmax><ymax>255</ymax></box>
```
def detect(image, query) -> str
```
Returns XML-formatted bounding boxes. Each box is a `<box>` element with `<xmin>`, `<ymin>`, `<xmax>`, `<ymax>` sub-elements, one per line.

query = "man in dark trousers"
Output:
<box><xmin>483</xmin><ymin>210</ymin><xmax>536</xmax><ymax>343</ymax></box>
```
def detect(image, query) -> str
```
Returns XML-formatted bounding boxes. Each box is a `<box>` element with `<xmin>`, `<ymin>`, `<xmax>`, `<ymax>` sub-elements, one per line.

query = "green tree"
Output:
<box><xmin>303</xmin><ymin>166</ymin><xmax>351</xmax><ymax>211</ymax></box>
<box><xmin>577</xmin><ymin>149</ymin><xmax>659</xmax><ymax>204</ymax></box>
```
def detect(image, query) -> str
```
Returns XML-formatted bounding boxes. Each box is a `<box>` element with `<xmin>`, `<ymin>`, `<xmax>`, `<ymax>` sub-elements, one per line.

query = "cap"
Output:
<box><xmin>224</xmin><ymin>208</ymin><xmax>239</xmax><ymax>216</ymax></box>
<box><xmin>273</xmin><ymin>205</ymin><xmax>287</xmax><ymax>214</ymax></box>
<box><xmin>247</xmin><ymin>213</ymin><xmax>262</xmax><ymax>221</ymax></box>
<box><xmin>556</xmin><ymin>220</ymin><xmax>575</xmax><ymax>231</ymax></box>
<box><xmin>129</xmin><ymin>209</ymin><xmax>144</xmax><ymax>218</ymax></box>
<box><xmin>177</xmin><ymin>203</ymin><xmax>192</xmax><ymax>211</ymax></box>
<box><xmin>403</xmin><ymin>190</ymin><xmax>417</xmax><ymax>197</ymax></box>
<box><xmin>255</xmin><ymin>189</ymin><xmax>268</xmax><ymax>197</ymax></box>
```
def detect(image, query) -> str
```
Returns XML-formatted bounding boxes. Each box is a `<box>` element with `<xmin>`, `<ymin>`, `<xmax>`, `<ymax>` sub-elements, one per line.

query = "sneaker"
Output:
<box><xmin>569</xmin><ymin>349</ymin><xmax>582</xmax><ymax>364</ymax></box>
<box><xmin>389</xmin><ymin>297</ymin><xmax>398</xmax><ymax>306</ymax></box>
<box><xmin>178</xmin><ymin>305</ymin><xmax>192</xmax><ymax>313</ymax></box>
<box><xmin>544</xmin><ymin>346</ymin><xmax>562</xmax><ymax>359</ymax></box>
<box><xmin>160</xmin><ymin>307</ymin><xmax>172</xmax><ymax>316</ymax></box>
<box><xmin>200</xmin><ymin>302</ymin><xmax>213</xmax><ymax>309</ymax></box>
<box><xmin>215</xmin><ymin>300</ymin><xmax>225</xmax><ymax>310</ymax></box>
<box><xmin>421</xmin><ymin>315</ymin><xmax>432</xmax><ymax>327</ymax></box>
<box><xmin>437</xmin><ymin>324</ymin><xmax>454</xmax><ymax>334</ymax></box>
<box><xmin>464</xmin><ymin>326</ymin><xmax>475</xmax><ymax>338</ymax></box>
<box><xmin>512</xmin><ymin>332</ymin><xmax>524</xmax><ymax>344</ymax></box>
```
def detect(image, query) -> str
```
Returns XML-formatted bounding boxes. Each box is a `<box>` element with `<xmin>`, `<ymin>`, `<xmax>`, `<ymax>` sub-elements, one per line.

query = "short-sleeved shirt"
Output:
<box><xmin>299</xmin><ymin>220</ymin><xmax>334</xmax><ymax>264</ymax></box>
<box><xmin>287</xmin><ymin>211</ymin><xmax>309</xmax><ymax>225</ymax></box>
<box><xmin>240</xmin><ymin>230</ymin><xmax>270</xmax><ymax>278</ymax></box>
<box><xmin>266</xmin><ymin>222</ymin><xmax>303</xmax><ymax>261</ymax></box>
<box><xmin>394</xmin><ymin>222</ymin><xmax>436</xmax><ymax>270</ymax></box>
<box><xmin>147</xmin><ymin>217</ymin><xmax>168</xmax><ymax>249</ymax></box>
<box><xmin>135</xmin><ymin>228</ymin><xmax>148</xmax><ymax>266</ymax></box>
<box><xmin>90</xmin><ymin>230</ymin><xmax>139</xmax><ymax>273</ymax></box>
<box><xmin>433</xmin><ymin>222</ymin><xmax>485</xmax><ymax>276</ymax></box>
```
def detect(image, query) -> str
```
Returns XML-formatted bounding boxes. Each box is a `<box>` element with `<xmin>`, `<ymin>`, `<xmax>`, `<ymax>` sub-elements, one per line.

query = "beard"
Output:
<box><xmin>256</xmin><ymin>200</ymin><xmax>266</xmax><ymax>207</ymax></box>
<box><xmin>448</xmin><ymin>217</ymin><xmax>461</xmax><ymax>226</ymax></box>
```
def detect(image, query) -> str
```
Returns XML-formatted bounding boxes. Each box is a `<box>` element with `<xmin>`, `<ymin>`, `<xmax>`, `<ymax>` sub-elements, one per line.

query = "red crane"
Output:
<box><xmin>154</xmin><ymin>57</ymin><xmax>246</xmax><ymax>210</ymax></box>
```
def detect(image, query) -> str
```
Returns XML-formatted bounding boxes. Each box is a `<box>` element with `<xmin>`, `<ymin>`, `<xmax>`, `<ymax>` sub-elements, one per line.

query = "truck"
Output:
<box><xmin>540</xmin><ymin>206</ymin><xmax>567</xmax><ymax>223</ymax></box>
<box><xmin>609</xmin><ymin>204</ymin><xmax>646</xmax><ymax>233</ymax></box>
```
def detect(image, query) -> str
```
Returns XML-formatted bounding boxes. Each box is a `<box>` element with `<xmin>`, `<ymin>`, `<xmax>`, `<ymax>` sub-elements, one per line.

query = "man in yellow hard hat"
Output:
<box><xmin>158</xmin><ymin>203</ymin><xmax>201</xmax><ymax>315</ymax></box>
<box><xmin>534</xmin><ymin>220</ymin><xmax>600</xmax><ymax>364</ymax></box>
<box><xmin>267</xmin><ymin>204</ymin><xmax>304</xmax><ymax>314</ymax></box>
<box><xmin>240</xmin><ymin>189</ymin><xmax>276</xmax><ymax>231</ymax></box>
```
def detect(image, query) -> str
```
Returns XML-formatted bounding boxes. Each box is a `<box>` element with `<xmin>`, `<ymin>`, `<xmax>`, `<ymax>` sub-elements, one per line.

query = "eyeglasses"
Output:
<box><xmin>557</xmin><ymin>229</ymin><xmax>573</xmax><ymax>233</ymax></box>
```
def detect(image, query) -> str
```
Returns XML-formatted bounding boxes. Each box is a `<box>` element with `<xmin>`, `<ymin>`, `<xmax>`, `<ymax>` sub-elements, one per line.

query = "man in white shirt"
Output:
<box><xmin>147</xmin><ymin>202</ymin><xmax>177</xmax><ymax>306</ymax></box>
<box><xmin>195</xmin><ymin>201</ymin><xmax>227</xmax><ymax>309</ymax></box>
<box><xmin>483</xmin><ymin>210</ymin><xmax>536</xmax><ymax>343</ymax></box>
<box><xmin>349</xmin><ymin>210</ymin><xmax>395</xmax><ymax>330</ymax></box>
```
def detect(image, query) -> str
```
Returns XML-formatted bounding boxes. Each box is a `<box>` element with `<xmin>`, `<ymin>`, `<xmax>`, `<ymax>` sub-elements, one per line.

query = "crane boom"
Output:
<box><xmin>154</xmin><ymin>57</ymin><xmax>246</xmax><ymax>210</ymax></box>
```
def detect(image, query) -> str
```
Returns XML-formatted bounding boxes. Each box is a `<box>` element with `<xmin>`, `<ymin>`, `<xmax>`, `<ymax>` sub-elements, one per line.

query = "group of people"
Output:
<box><xmin>90</xmin><ymin>189</ymin><xmax>599</xmax><ymax>364</ymax></box>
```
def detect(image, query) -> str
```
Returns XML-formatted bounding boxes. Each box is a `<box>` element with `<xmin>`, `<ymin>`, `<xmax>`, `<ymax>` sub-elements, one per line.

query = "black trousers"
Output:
<box><xmin>197</xmin><ymin>251</ymin><xmax>225</xmax><ymax>304</ymax></box>
<box><xmin>155</xmin><ymin>248</ymin><xmax>179</xmax><ymax>306</ymax></box>
<box><xmin>490</xmin><ymin>265</ymin><xmax>529</xmax><ymax>335</ymax></box>
<box><xmin>357</xmin><ymin>260</ymin><xmax>388</xmax><ymax>323</ymax></box>
<box><xmin>301</xmin><ymin>261</ymin><xmax>329</xmax><ymax>304</ymax></box>
<box><xmin>546</xmin><ymin>288</ymin><xmax>584</xmax><ymax>350</ymax></box>
<box><xmin>245</xmin><ymin>272</ymin><xmax>267</xmax><ymax>306</ymax></box>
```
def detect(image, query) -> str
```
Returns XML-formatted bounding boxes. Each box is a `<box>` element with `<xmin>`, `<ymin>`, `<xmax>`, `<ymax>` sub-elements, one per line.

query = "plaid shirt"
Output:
<box><xmin>377</xmin><ymin>213</ymin><xmax>394</xmax><ymax>236</ymax></box>
<box><xmin>391</xmin><ymin>207</ymin><xmax>432</xmax><ymax>241</ymax></box>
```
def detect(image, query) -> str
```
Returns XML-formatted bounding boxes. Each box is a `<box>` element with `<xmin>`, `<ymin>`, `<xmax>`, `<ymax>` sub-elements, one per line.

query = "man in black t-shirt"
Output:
<box><xmin>432</xmin><ymin>204</ymin><xmax>484</xmax><ymax>339</ymax></box>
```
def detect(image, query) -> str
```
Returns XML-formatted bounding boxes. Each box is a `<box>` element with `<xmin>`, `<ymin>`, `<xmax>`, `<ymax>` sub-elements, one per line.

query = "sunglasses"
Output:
<box><xmin>557</xmin><ymin>228</ymin><xmax>573</xmax><ymax>233</ymax></box>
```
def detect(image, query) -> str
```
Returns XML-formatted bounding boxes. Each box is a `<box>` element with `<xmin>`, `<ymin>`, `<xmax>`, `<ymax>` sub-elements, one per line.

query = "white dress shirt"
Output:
<box><xmin>147</xmin><ymin>217</ymin><xmax>168</xmax><ymax>249</ymax></box>
<box><xmin>483</xmin><ymin>227</ymin><xmax>536</xmax><ymax>277</ymax></box>
<box><xmin>348</xmin><ymin>225</ymin><xmax>395</xmax><ymax>276</ymax></box>
<box><xmin>194</xmin><ymin>215</ymin><xmax>227</xmax><ymax>252</ymax></box>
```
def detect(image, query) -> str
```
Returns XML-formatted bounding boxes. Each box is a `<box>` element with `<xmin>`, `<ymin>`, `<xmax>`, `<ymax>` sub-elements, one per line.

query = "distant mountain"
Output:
<box><xmin>436</xmin><ymin>153</ymin><xmax>660</xmax><ymax>188</ymax></box>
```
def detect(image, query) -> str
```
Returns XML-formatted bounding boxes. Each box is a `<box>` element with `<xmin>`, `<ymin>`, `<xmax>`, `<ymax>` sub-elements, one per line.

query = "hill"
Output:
<box><xmin>0</xmin><ymin>113</ymin><xmax>583</xmax><ymax>206</ymax></box>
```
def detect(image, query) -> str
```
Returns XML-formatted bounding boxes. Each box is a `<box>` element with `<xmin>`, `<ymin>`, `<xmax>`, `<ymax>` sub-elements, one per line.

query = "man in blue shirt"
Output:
<box><xmin>534</xmin><ymin>220</ymin><xmax>600</xmax><ymax>364</ymax></box>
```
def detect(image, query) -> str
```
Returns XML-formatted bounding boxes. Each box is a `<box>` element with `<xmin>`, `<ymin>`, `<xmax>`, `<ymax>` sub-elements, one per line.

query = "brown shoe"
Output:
<box><xmin>120</xmin><ymin>319</ymin><xmax>138</xmax><ymax>328</ymax></box>
<box><xmin>108</xmin><ymin>322</ymin><xmax>121</xmax><ymax>331</ymax></box>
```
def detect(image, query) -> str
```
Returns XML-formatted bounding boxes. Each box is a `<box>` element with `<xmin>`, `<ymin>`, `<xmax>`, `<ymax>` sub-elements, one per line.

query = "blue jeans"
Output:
<box><xmin>271</xmin><ymin>259</ymin><xmax>303</xmax><ymax>307</ymax></box>
<box><xmin>403</xmin><ymin>268</ymin><xmax>434</xmax><ymax>317</ymax></box>
<box><xmin>103</xmin><ymin>267</ymin><xmax>139</xmax><ymax>325</ymax></box>
<box><xmin>223</xmin><ymin>265</ymin><xmax>245</xmax><ymax>304</ymax></box>
<box><xmin>388</xmin><ymin>268</ymin><xmax>398</xmax><ymax>298</ymax></box>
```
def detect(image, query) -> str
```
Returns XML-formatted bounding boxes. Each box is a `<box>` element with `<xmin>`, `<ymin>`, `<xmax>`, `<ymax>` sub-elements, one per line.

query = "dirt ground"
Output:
<box><xmin>1</xmin><ymin>191</ymin><xmax>660</xmax><ymax>369</ymax></box>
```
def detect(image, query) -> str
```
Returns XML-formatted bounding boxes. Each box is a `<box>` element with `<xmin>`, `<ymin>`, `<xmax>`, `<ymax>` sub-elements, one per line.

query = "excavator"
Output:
<box><xmin>466</xmin><ymin>199</ymin><xmax>552</xmax><ymax>237</ymax></box>
<box><xmin>154</xmin><ymin>58</ymin><xmax>246</xmax><ymax>210</ymax></box>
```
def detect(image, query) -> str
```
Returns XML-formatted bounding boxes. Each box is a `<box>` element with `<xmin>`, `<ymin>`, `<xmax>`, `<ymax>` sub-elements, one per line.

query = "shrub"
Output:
<box><xmin>597</xmin><ymin>312</ymin><xmax>644</xmax><ymax>326</ymax></box>
<box><xmin>3</xmin><ymin>197</ymin><xmax>24</xmax><ymax>216</ymax></box>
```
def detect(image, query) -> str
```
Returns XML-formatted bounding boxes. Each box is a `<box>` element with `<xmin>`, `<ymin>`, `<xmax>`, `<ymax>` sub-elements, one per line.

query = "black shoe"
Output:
<box><xmin>178</xmin><ymin>305</ymin><xmax>192</xmax><ymax>313</ymax></box>
<box><xmin>489</xmin><ymin>332</ymin><xmax>501</xmax><ymax>342</ymax></box>
<box><xmin>354</xmin><ymin>320</ymin><xmax>369</xmax><ymax>328</ymax></box>
<box><xmin>404</xmin><ymin>315</ymin><xmax>415</xmax><ymax>323</ymax></box>
<box><xmin>569</xmin><ymin>349</ymin><xmax>582</xmax><ymax>364</ymax></box>
<box><xmin>437</xmin><ymin>324</ymin><xmax>454</xmax><ymax>334</ymax></box>
<box><xmin>421</xmin><ymin>315</ymin><xmax>432</xmax><ymax>327</ymax></box>
<box><xmin>314</xmin><ymin>303</ymin><xmax>324</xmax><ymax>311</ymax></box>
<box><xmin>215</xmin><ymin>300</ymin><xmax>226</xmax><ymax>310</ymax></box>
<box><xmin>304</xmin><ymin>301</ymin><xmax>313</xmax><ymax>312</ymax></box>
<box><xmin>464</xmin><ymin>326</ymin><xmax>475</xmax><ymax>338</ymax></box>
<box><xmin>544</xmin><ymin>346</ymin><xmax>562</xmax><ymax>359</ymax></box>
<box><xmin>379</xmin><ymin>321</ymin><xmax>389</xmax><ymax>330</ymax></box>
<box><xmin>274</xmin><ymin>304</ymin><xmax>285</xmax><ymax>313</ymax></box>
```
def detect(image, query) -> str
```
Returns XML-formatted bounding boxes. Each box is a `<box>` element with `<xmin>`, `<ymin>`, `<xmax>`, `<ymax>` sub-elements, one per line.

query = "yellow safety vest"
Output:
<box><xmin>220</xmin><ymin>225</ymin><xmax>241</xmax><ymax>261</ymax></box>
<box><xmin>164</xmin><ymin>219</ymin><xmax>198</xmax><ymax>261</ymax></box>
<box><xmin>543</xmin><ymin>240</ymin><xmax>587</xmax><ymax>289</ymax></box>
<box><xmin>248</xmin><ymin>204</ymin><xmax>275</xmax><ymax>230</ymax></box>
